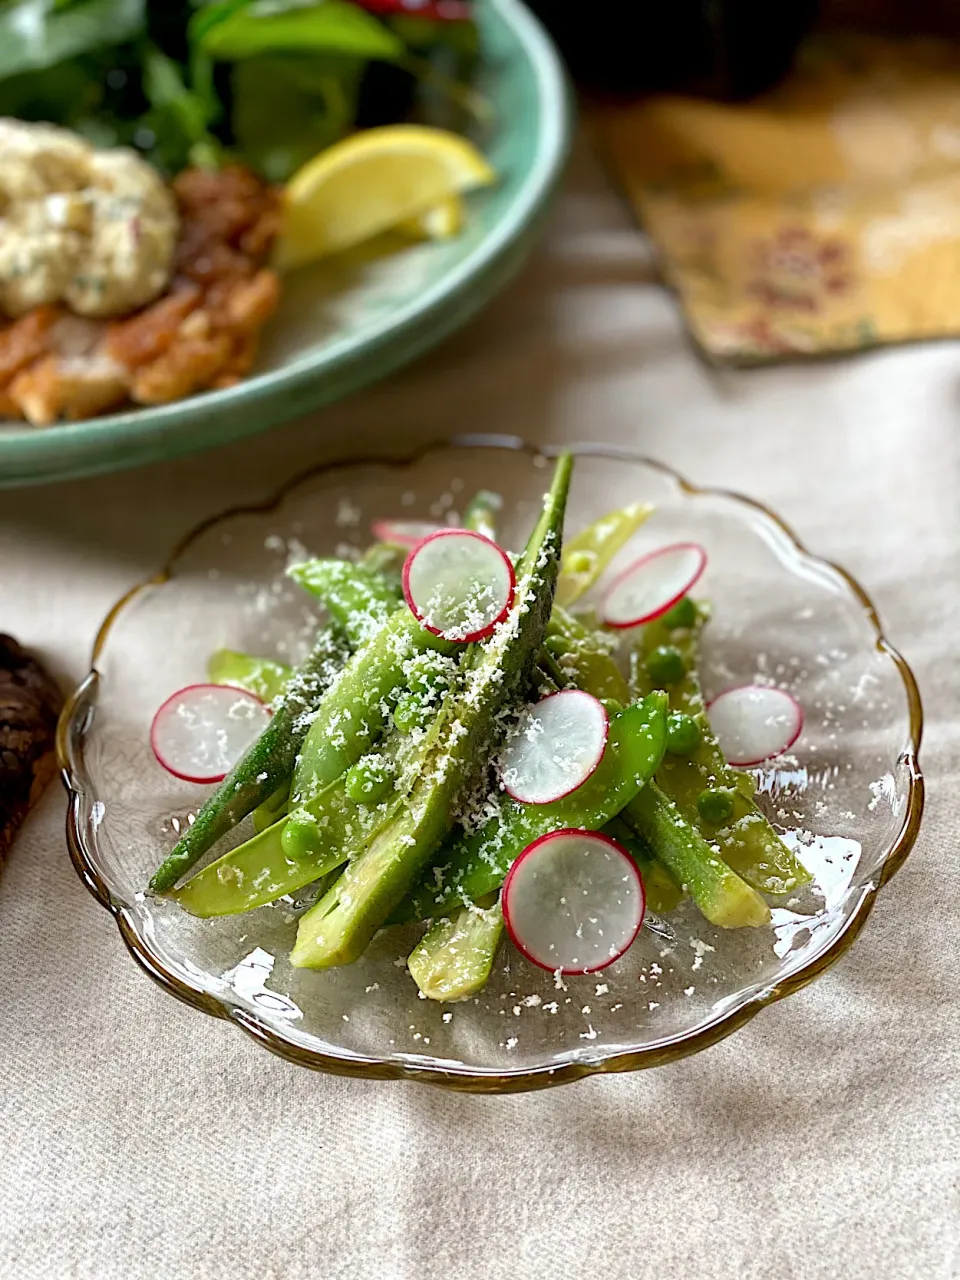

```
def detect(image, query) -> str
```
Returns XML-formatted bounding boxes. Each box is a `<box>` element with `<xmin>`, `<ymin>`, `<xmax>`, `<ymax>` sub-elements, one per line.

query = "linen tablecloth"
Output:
<box><xmin>1</xmin><ymin>135</ymin><xmax>956</xmax><ymax>1280</ymax></box>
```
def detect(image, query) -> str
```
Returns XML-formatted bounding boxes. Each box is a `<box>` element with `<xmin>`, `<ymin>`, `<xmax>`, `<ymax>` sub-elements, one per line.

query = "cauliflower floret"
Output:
<box><xmin>0</xmin><ymin>119</ymin><xmax>179</xmax><ymax>319</ymax></box>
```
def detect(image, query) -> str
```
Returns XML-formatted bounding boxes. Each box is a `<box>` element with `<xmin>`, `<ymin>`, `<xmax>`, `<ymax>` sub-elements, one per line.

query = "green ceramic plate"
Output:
<box><xmin>0</xmin><ymin>0</ymin><xmax>570</xmax><ymax>488</ymax></box>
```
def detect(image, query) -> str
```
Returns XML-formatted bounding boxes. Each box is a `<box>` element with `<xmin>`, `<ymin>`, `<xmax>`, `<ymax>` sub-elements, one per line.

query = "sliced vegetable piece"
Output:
<box><xmin>207</xmin><ymin>649</ymin><xmax>292</xmax><ymax>703</ymax></box>
<box><xmin>151</xmin><ymin>684</ymin><xmax>271</xmax><ymax>785</ymax></box>
<box><xmin>407</xmin><ymin>898</ymin><xmax>503</xmax><ymax>1002</ymax></box>
<box><xmin>402</xmin><ymin>528</ymin><xmax>515</xmax><ymax>642</ymax></box>
<box><xmin>500</xmin><ymin>689</ymin><xmax>608</xmax><ymax>806</ymax></box>
<box><xmin>290</xmin><ymin>453</ymin><xmax>572</xmax><ymax>970</ymax></box>
<box><xmin>556</xmin><ymin>502</ymin><xmax>654</xmax><ymax>608</ymax></box>
<box><xmin>149</xmin><ymin>625</ymin><xmax>348</xmax><ymax>894</ymax></box>
<box><xmin>502</xmin><ymin>829</ymin><xmax>645</xmax><ymax>974</ymax></box>
<box><xmin>625</xmin><ymin>785</ymin><xmax>769</xmax><ymax>929</ymax></box>
<box><xmin>289</xmin><ymin>607</ymin><xmax>453</xmax><ymax>820</ymax></box>
<box><xmin>371</xmin><ymin>519</ymin><xmax>444</xmax><ymax>548</ymax></box>
<box><xmin>707</xmin><ymin>685</ymin><xmax>803</xmax><ymax>766</ymax></box>
<box><xmin>461</xmin><ymin>489</ymin><xmax>502</xmax><ymax>541</ymax></box>
<box><xmin>603</xmin><ymin>817</ymin><xmax>684</xmax><ymax>916</ymax></box>
<box><xmin>600</xmin><ymin>543</ymin><xmax>707</xmax><ymax>629</ymax></box>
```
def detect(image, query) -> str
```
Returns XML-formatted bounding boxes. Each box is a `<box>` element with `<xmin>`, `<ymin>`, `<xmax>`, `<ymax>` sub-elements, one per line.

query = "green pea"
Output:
<box><xmin>565</xmin><ymin>550</ymin><xmax>595</xmax><ymax>576</ymax></box>
<box><xmin>281</xmin><ymin>816</ymin><xmax>323</xmax><ymax>861</ymax></box>
<box><xmin>662</xmin><ymin>596</ymin><xmax>697</xmax><ymax>629</ymax></box>
<box><xmin>345</xmin><ymin>756</ymin><xmax>395</xmax><ymax>805</ymax></box>
<box><xmin>697</xmin><ymin>787</ymin><xmax>735</xmax><ymax>826</ymax></box>
<box><xmin>393</xmin><ymin>693</ymin><xmax>424</xmax><ymax>734</ymax></box>
<box><xmin>644</xmin><ymin>644</ymin><xmax>686</xmax><ymax>686</ymax></box>
<box><xmin>666</xmin><ymin>711</ymin><xmax>702</xmax><ymax>755</ymax></box>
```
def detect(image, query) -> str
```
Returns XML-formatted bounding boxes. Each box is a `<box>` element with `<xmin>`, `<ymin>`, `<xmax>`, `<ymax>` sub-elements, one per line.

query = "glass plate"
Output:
<box><xmin>0</xmin><ymin>0</ymin><xmax>570</xmax><ymax>488</ymax></box>
<box><xmin>59</xmin><ymin>439</ymin><xmax>924</xmax><ymax>1092</ymax></box>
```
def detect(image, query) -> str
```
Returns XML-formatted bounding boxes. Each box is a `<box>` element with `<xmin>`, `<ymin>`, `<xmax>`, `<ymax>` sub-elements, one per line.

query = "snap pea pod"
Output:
<box><xmin>631</xmin><ymin>603</ymin><xmax>811</xmax><ymax>895</ymax></box>
<box><xmin>290</xmin><ymin>453</ymin><xmax>574</xmax><ymax>970</ymax></box>
<box><xmin>360</xmin><ymin>540</ymin><xmax>406</xmax><ymax>586</ymax></box>
<box><xmin>288</xmin><ymin>607</ymin><xmax>455</xmax><ymax>817</ymax></box>
<box><xmin>555</xmin><ymin>502</ymin><xmax>653</xmax><ymax>608</ymax></box>
<box><xmin>149</xmin><ymin>626</ymin><xmax>349</xmax><ymax>894</ymax></box>
<box><xmin>253</xmin><ymin>785</ymin><xmax>289</xmax><ymax>833</ymax></box>
<box><xmin>602</xmin><ymin>816</ymin><xmax>684</xmax><ymax>916</ymax></box>
<box><xmin>394</xmin><ymin>693</ymin><xmax>668</xmax><ymax>922</ymax></box>
<box><xmin>175</xmin><ymin>725</ymin><xmax>423</xmax><ymax>917</ymax></box>
<box><xmin>172</xmin><ymin>759</ymin><xmax>405</xmax><ymax>918</ymax></box>
<box><xmin>545</xmin><ymin>606</ymin><xmax>630</xmax><ymax>704</ymax></box>
<box><xmin>407</xmin><ymin>897</ymin><xmax>503</xmax><ymax>1002</ymax></box>
<box><xmin>287</xmin><ymin>558</ymin><xmax>400</xmax><ymax>646</ymax></box>
<box><xmin>462</xmin><ymin>489</ymin><xmax>503</xmax><ymax>541</ymax></box>
<box><xmin>624</xmin><ymin>784</ymin><xmax>769</xmax><ymax>928</ymax></box>
<box><xmin>207</xmin><ymin>650</ymin><xmax>293</xmax><ymax>704</ymax></box>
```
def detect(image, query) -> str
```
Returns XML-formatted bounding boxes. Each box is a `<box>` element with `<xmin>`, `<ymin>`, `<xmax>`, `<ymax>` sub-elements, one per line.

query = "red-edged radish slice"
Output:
<box><xmin>600</xmin><ymin>542</ymin><xmax>707</xmax><ymax>629</ymax></box>
<box><xmin>707</xmin><ymin>684</ymin><xmax>803</xmax><ymax>767</ymax></box>
<box><xmin>500</xmin><ymin>690</ymin><xmax>609</xmax><ymax>805</ymax></box>
<box><xmin>371</xmin><ymin>518</ymin><xmax>444</xmax><ymax>548</ymax></box>
<box><xmin>150</xmin><ymin>684</ymin><xmax>271</xmax><ymax>784</ymax></box>
<box><xmin>402</xmin><ymin>529</ymin><xmax>515</xmax><ymax>642</ymax></box>
<box><xmin>502</xmin><ymin>829</ymin><xmax>645</xmax><ymax>974</ymax></box>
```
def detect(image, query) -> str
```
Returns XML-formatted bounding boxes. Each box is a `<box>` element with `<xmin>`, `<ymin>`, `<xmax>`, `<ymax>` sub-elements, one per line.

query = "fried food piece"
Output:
<box><xmin>0</xmin><ymin>634</ymin><xmax>63</xmax><ymax>868</ymax></box>
<box><xmin>103</xmin><ymin>282</ymin><xmax>202</xmax><ymax>368</ymax></box>
<box><xmin>9</xmin><ymin>353</ymin><xmax>129</xmax><ymax>425</ymax></box>
<box><xmin>131</xmin><ymin>333</ymin><xmax>233</xmax><ymax>405</ymax></box>
<box><xmin>0</xmin><ymin>305</ymin><xmax>60</xmax><ymax>384</ymax></box>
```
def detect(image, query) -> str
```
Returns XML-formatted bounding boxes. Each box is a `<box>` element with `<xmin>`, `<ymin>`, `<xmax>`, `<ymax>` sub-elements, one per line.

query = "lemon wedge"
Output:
<box><xmin>400</xmin><ymin>195</ymin><xmax>464</xmax><ymax>241</ymax></box>
<box><xmin>276</xmin><ymin>126</ymin><xmax>494</xmax><ymax>271</ymax></box>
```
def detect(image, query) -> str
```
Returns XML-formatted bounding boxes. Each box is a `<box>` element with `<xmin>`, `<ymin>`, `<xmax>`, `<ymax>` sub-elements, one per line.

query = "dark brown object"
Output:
<box><xmin>0</xmin><ymin>635</ymin><xmax>63</xmax><ymax>866</ymax></box>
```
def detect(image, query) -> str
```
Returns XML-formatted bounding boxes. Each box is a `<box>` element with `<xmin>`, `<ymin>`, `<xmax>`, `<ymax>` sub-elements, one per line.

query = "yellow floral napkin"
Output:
<box><xmin>594</xmin><ymin>34</ymin><xmax>960</xmax><ymax>361</ymax></box>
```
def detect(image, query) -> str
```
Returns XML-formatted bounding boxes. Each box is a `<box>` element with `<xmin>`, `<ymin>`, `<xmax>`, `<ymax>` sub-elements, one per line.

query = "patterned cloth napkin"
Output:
<box><xmin>594</xmin><ymin>33</ymin><xmax>960</xmax><ymax>361</ymax></box>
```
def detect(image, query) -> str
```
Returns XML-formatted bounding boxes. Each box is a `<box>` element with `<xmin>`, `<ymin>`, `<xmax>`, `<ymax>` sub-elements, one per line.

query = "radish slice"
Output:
<box><xmin>707</xmin><ymin>684</ymin><xmax>803</xmax><ymax>767</ymax></box>
<box><xmin>150</xmin><ymin>684</ymin><xmax>271</xmax><ymax>784</ymax></box>
<box><xmin>402</xmin><ymin>529</ymin><xmax>515</xmax><ymax>642</ymax></box>
<box><xmin>600</xmin><ymin>542</ymin><xmax>707</xmax><ymax>629</ymax></box>
<box><xmin>502</xmin><ymin>829</ymin><xmax>645</xmax><ymax>974</ymax></box>
<box><xmin>500</xmin><ymin>690</ymin><xmax>609</xmax><ymax>805</ymax></box>
<box><xmin>371</xmin><ymin>518</ymin><xmax>444</xmax><ymax>548</ymax></box>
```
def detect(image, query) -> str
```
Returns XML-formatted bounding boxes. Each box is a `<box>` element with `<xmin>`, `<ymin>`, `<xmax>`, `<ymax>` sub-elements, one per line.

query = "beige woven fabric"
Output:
<box><xmin>0</xmin><ymin>136</ymin><xmax>956</xmax><ymax>1280</ymax></box>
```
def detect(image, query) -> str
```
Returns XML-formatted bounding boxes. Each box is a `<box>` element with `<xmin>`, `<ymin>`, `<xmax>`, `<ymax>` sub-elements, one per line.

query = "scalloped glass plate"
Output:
<box><xmin>0</xmin><ymin>0</ymin><xmax>569</xmax><ymax>488</ymax></box>
<box><xmin>59</xmin><ymin>439</ymin><xmax>924</xmax><ymax>1091</ymax></box>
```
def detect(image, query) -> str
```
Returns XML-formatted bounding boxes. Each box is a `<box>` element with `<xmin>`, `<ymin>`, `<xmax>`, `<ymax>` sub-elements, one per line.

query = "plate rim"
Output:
<box><xmin>0</xmin><ymin>0</ymin><xmax>572</xmax><ymax>486</ymax></box>
<box><xmin>57</xmin><ymin>436</ymin><xmax>926</xmax><ymax>1092</ymax></box>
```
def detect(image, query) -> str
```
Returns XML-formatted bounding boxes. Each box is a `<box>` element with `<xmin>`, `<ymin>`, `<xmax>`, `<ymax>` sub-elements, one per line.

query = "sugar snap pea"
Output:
<box><xmin>462</xmin><ymin>489</ymin><xmax>503</xmax><ymax>540</ymax></box>
<box><xmin>555</xmin><ymin>502</ymin><xmax>653</xmax><ymax>608</ymax></box>
<box><xmin>407</xmin><ymin>897</ymin><xmax>504</xmax><ymax>1002</ymax></box>
<box><xmin>288</xmin><ymin>558</ymin><xmax>400</xmax><ymax>646</ymax></box>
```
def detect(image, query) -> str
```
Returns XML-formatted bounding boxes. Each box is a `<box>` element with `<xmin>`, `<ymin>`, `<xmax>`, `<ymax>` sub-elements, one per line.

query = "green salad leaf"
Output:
<box><xmin>194</xmin><ymin>0</ymin><xmax>402</xmax><ymax>63</ymax></box>
<box><xmin>0</xmin><ymin>0</ymin><xmax>145</xmax><ymax>80</ymax></box>
<box><xmin>231</xmin><ymin>52</ymin><xmax>362</xmax><ymax>181</ymax></box>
